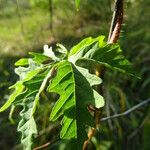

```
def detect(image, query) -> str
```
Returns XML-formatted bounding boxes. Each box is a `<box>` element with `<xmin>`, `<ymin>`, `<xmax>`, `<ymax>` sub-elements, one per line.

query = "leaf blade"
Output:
<box><xmin>48</xmin><ymin>61</ymin><xmax>104</xmax><ymax>148</ymax></box>
<box><xmin>69</xmin><ymin>36</ymin><xmax>140</xmax><ymax>78</ymax></box>
<box><xmin>0</xmin><ymin>82</ymin><xmax>24</xmax><ymax>112</ymax></box>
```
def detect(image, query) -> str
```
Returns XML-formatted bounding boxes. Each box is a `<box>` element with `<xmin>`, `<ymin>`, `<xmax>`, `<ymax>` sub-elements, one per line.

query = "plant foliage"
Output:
<box><xmin>0</xmin><ymin>36</ymin><xmax>138</xmax><ymax>149</ymax></box>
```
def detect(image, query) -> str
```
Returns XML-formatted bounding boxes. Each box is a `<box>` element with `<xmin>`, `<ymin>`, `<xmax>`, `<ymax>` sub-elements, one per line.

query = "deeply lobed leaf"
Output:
<box><xmin>48</xmin><ymin>61</ymin><xmax>104</xmax><ymax>149</ymax></box>
<box><xmin>69</xmin><ymin>36</ymin><xmax>139</xmax><ymax>78</ymax></box>
<box><xmin>0</xmin><ymin>35</ymin><xmax>139</xmax><ymax>149</ymax></box>
<box><xmin>0</xmin><ymin>54</ymin><xmax>55</xmax><ymax>149</ymax></box>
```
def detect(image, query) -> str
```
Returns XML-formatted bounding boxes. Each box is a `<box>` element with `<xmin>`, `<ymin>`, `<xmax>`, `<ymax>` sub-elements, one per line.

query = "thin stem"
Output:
<box><xmin>33</xmin><ymin>138</ymin><xmax>59</xmax><ymax>150</ymax></box>
<box><xmin>108</xmin><ymin>0</ymin><xmax>124</xmax><ymax>43</ymax></box>
<box><xmin>9</xmin><ymin>105</ymin><xmax>15</xmax><ymax>124</ymax></box>
<box><xmin>108</xmin><ymin>0</ymin><xmax>118</xmax><ymax>42</ymax></box>
<box><xmin>34</xmin><ymin>142</ymin><xmax>51</xmax><ymax>150</ymax></box>
<box><xmin>101</xmin><ymin>98</ymin><xmax>150</xmax><ymax>122</ymax></box>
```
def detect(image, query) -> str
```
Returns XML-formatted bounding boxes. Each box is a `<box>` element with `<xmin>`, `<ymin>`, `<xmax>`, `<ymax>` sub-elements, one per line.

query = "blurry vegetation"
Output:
<box><xmin>0</xmin><ymin>0</ymin><xmax>150</xmax><ymax>150</ymax></box>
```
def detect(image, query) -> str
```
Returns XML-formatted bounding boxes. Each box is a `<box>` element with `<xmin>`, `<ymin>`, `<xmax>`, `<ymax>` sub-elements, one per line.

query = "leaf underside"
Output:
<box><xmin>0</xmin><ymin>58</ymin><xmax>54</xmax><ymax>150</ymax></box>
<box><xmin>17</xmin><ymin>97</ymin><xmax>37</xmax><ymax>150</ymax></box>
<box><xmin>16</xmin><ymin>66</ymin><xmax>54</xmax><ymax>150</ymax></box>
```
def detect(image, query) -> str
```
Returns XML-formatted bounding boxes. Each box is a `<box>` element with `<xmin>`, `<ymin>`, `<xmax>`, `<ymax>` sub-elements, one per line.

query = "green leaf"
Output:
<box><xmin>15</xmin><ymin>59</ymin><xmax>42</xmax><ymax>80</ymax></box>
<box><xmin>0</xmin><ymin>56</ymin><xmax>55</xmax><ymax>149</ymax></box>
<box><xmin>69</xmin><ymin>36</ymin><xmax>139</xmax><ymax>78</ymax></box>
<box><xmin>0</xmin><ymin>82</ymin><xmax>24</xmax><ymax>112</ymax></box>
<box><xmin>15</xmin><ymin>58</ymin><xmax>29</xmax><ymax>66</ymax></box>
<box><xmin>29</xmin><ymin>52</ymin><xmax>51</xmax><ymax>64</ymax></box>
<box><xmin>15</xmin><ymin>51</ymin><xmax>53</xmax><ymax>66</ymax></box>
<box><xmin>77</xmin><ymin>66</ymin><xmax>104</xmax><ymax>108</ymax></box>
<box><xmin>48</xmin><ymin>61</ymin><xmax>104</xmax><ymax>149</ymax></box>
<box><xmin>76</xmin><ymin>66</ymin><xmax>102</xmax><ymax>86</ymax></box>
<box><xmin>69</xmin><ymin>36</ymin><xmax>105</xmax><ymax>56</ymax></box>
<box><xmin>0</xmin><ymin>60</ymin><xmax>41</xmax><ymax>112</ymax></box>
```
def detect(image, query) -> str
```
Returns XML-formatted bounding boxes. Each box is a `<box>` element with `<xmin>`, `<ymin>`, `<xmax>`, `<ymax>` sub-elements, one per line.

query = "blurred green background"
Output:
<box><xmin>0</xmin><ymin>0</ymin><xmax>150</xmax><ymax>149</ymax></box>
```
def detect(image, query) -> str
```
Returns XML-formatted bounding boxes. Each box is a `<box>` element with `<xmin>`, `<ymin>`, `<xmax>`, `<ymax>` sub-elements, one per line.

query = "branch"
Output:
<box><xmin>34</xmin><ymin>142</ymin><xmax>51</xmax><ymax>150</ymax></box>
<box><xmin>108</xmin><ymin>0</ymin><xmax>124</xmax><ymax>43</ymax></box>
<box><xmin>34</xmin><ymin>138</ymin><xmax>59</xmax><ymax>150</ymax></box>
<box><xmin>100</xmin><ymin>98</ymin><xmax>150</xmax><ymax>122</ymax></box>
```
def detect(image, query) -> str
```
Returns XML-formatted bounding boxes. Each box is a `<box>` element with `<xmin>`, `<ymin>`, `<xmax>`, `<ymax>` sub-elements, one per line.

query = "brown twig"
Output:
<box><xmin>83</xmin><ymin>127</ymin><xmax>96</xmax><ymax>150</ymax></box>
<box><xmin>34</xmin><ymin>138</ymin><xmax>59</xmax><ymax>150</ymax></box>
<box><xmin>108</xmin><ymin>0</ymin><xmax>124</xmax><ymax>43</ymax></box>
<box><xmin>34</xmin><ymin>142</ymin><xmax>51</xmax><ymax>150</ymax></box>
